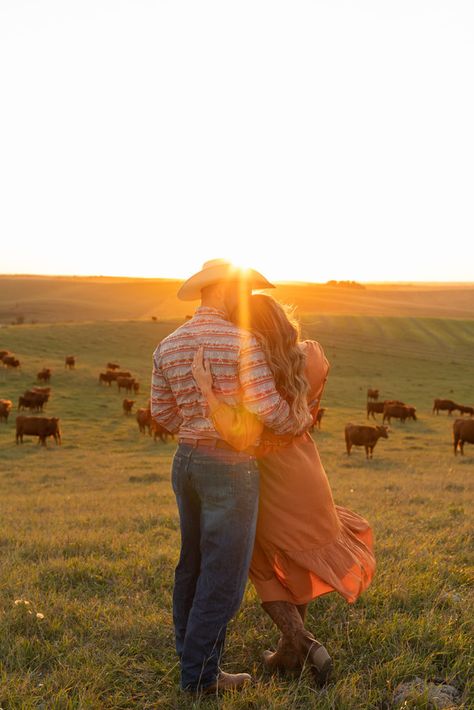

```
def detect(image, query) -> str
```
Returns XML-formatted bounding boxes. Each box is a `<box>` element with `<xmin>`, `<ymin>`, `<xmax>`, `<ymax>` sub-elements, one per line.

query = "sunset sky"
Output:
<box><xmin>1</xmin><ymin>1</ymin><xmax>473</xmax><ymax>283</ymax></box>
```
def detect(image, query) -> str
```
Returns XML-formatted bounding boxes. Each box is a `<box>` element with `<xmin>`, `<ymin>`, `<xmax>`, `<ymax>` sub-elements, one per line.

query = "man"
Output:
<box><xmin>151</xmin><ymin>259</ymin><xmax>307</xmax><ymax>695</ymax></box>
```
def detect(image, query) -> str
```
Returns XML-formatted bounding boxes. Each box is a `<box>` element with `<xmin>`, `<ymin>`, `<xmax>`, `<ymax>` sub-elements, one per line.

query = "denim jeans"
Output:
<box><xmin>171</xmin><ymin>443</ymin><xmax>259</xmax><ymax>691</ymax></box>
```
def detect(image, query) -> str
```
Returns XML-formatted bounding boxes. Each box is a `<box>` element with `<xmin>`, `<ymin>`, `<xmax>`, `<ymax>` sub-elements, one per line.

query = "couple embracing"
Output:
<box><xmin>151</xmin><ymin>259</ymin><xmax>375</xmax><ymax>695</ymax></box>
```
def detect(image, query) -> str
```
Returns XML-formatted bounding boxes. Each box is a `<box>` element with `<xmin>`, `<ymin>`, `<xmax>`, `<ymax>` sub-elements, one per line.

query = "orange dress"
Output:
<box><xmin>209</xmin><ymin>340</ymin><xmax>375</xmax><ymax>605</ymax></box>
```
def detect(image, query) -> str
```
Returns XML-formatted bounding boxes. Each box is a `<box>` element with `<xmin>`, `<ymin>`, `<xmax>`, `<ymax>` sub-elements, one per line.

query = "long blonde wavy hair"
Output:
<box><xmin>231</xmin><ymin>293</ymin><xmax>311</xmax><ymax>432</ymax></box>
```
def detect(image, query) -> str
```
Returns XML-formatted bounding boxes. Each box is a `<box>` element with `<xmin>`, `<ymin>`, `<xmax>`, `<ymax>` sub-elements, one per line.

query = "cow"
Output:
<box><xmin>65</xmin><ymin>355</ymin><xmax>75</xmax><ymax>369</ymax></box>
<box><xmin>367</xmin><ymin>388</ymin><xmax>379</xmax><ymax>401</ymax></box>
<box><xmin>18</xmin><ymin>394</ymin><xmax>48</xmax><ymax>412</ymax></box>
<box><xmin>0</xmin><ymin>399</ymin><xmax>13</xmax><ymax>423</ymax></box>
<box><xmin>99</xmin><ymin>372</ymin><xmax>116</xmax><ymax>386</ymax></box>
<box><xmin>151</xmin><ymin>419</ymin><xmax>174</xmax><ymax>442</ymax></box>
<box><xmin>3</xmin><ymin>356</ymin><xmax>20</xmax><ymax>369</ymax></box>
<box><xmin>453</xmin><ymin>419</ymin><xmax>474</xmax><ymax>456</ymax></box>
<box><xmin>29</xmin><ymin>387</ymin><xmax>51</xmax><ymax>397</ymax></box>
<box><xmin>383</xmin><ymin>403</ymin><xmax>417</xmax><ymax>424</ymax></box>
<box><xmin>136</xmin><ymin>407</ymin><xmax>152</xmax><ymax>434</ymax></box>
<box><xmin>37</xmin><ymin>368</ymin><xmax>51</xmax><ymax>382</ymax></box>
<box><xmin>345</xmin><ymin>424</ymin><xmax>389</xmax><ymax>459</ymax></box>
<box><xmin>117</xmin><ymin>377</ymin><xmax>136</xmax><ymax>393</ymax></box>
<box><xmin>433</xmin><ymin>399</ymin><xmax>459</xmax><ymax>415</ymax></box>
<box><xmin>367</xmin><ymin>400</ymin><xmax>405</xmax><ymax>420</ymax></box>
<box><xmin>116</xmin><ymin>371</ymin><xmax>132</xmax><ymax>379</ymax></box>
<box><xmin>123</xmin><ymin>399</ymin><xmax>135</xmax><ymax>415</ymax></box>
<box><xmin>456</xmin><ymin>404</ymin><xmax>474</xmax><ymax>416</ymax></box>
<box><xmin>0</xmin><ymin>350</ymin><xmax>12</xmax><ymax>361</ymax></box>
<box><xmin>16</xmin><ymin>416</ymin><xmax>61</xmax><ymax>446</ymax></box>
<box><xmin>309</xmin><ymin>407</ymin><xmax>326</xmax><ymax>431</ymax></box>
<box><xmin>107</xmin><ymin>362</ymin><xmax>120</xmax><ymax>370</ymax></box>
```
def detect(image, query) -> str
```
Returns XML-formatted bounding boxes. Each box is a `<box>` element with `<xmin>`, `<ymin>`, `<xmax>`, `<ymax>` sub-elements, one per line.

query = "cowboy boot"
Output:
<box><xmin>202</xmin><ymin>670</ymin><xmax>252</xmax><ymax>695</ymax></box>
<box><xmin>262</xmin><ymin>634</ymin><xmax>300</xmax><ymax>673</ymax></box>
<box><xmin>261</xmin><ymin>601</ymin><xmax>333</xmax><ymax>685</ymax></box>
<box><xmin>262</xmin><ymin>602</ymin><xmax>309</xmax><ymax>672</ymax></box>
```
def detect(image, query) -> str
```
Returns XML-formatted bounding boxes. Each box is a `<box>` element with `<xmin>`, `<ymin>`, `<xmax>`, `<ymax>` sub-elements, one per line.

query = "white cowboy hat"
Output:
<box><xmin>177</xmin><ymin>259</ymin><xmax>275</xmax><ymax>301</ymax></box>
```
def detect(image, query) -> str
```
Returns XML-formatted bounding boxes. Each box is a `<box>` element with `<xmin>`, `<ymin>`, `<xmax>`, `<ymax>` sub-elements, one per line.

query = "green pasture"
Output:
<box><xmin>0</xmin><ymin>316</ymin><xmax>473</xmax><ymax>709</ymax></box>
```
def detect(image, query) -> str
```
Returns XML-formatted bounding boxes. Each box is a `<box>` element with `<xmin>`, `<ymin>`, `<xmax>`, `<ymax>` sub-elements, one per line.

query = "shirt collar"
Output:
<box><xmin>194</xmin><ymin>306</ymin><xmax>228</xmax><ymax>320</ymax></box>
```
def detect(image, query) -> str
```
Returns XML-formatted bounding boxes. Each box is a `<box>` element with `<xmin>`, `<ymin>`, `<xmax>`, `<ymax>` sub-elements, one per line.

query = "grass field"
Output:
<box><xmin>0</xmin><ymin>315</ymin><xmax>473</xmax><ymax>709</ymax></box>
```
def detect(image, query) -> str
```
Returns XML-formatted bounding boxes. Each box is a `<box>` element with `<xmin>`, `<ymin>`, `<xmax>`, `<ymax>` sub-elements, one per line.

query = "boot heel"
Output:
<box><xmin>308</xmin><ymin>644</ymin><xmax>333</xmax><ymax>685</ymax></box>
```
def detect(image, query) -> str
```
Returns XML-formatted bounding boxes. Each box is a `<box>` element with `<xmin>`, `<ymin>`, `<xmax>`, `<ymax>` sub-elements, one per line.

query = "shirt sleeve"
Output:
<box><xmin>150</xmin><ymin>345</ymin><xmax>183</xmax><ymax>434</ymax></box>
<box><xmin>238</xmin><ymin>333</ymin><xmax>311</xmax><ymax>435</ymax></box>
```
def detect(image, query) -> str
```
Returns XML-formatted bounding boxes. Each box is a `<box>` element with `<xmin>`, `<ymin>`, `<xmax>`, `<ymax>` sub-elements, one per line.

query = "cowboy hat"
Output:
<box><xmin>177</xmin><ymin>259</ymin><xmax>275</xmax><ymax>301</ymax></box>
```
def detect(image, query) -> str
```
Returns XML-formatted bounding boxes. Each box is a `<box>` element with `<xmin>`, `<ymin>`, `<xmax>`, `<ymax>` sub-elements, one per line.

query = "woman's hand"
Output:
<box><xmin>192</xmin><ymin>346</ymin><xmax>214</xmax><ymax>394</ymax></box>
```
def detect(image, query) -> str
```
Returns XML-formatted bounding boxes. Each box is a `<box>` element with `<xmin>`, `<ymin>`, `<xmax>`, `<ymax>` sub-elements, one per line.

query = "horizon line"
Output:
<box><xmin>1</xmin><ymin>273</ymin><xmax>474</xmax><ymax>286</ymax></box>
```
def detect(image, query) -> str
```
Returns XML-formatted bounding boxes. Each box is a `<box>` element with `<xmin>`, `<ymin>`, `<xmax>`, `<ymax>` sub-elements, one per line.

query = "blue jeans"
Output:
<box><xmin>171</xmin><ymin>443</ymin><xmax>259</xmax><ymax>691</ymax></box>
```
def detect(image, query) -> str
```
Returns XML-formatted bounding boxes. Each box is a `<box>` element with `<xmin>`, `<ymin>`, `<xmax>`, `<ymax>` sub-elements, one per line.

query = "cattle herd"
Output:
<box><xmin>1</xmin><ymin>349</ymin><xmax>473</xmax><ymax>457</ymax></box>
<box><xmin>341</xmin><ymin>388</ymin><xmax>474</xmax><ymax>459</ymax></box>
<box><xmin>0</xmin><ymin>349</ymin><xmax>174</xmax><ymax>448</ymax></box>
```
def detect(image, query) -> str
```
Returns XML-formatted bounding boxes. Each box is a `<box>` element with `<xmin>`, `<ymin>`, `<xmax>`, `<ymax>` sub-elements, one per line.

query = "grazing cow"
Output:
<box><xmin>367</xmin><ymin>388</ymin><xmax>379</xmax><ymax>401</ymax></box>
<box><xmin>367</xmin><ymin>399</ymin><xmax>405</xmax><ymax>420</ymax></box>
<box><xmin>117</xmin><ymin>377</ymin><xmax>136</xmax><ymax>393</ymax></box>
<box><xmin>65</xmin><ymin>355</ymin><xmax>75</xmax><ymax>369</ymax></box>
<box><xmin>3</xmin><ymin>356</ymin><xmax>20</xmax><ymax>369</ymax></box>
<box><xmin>456</xmin><ymin>404</ymin><xmax>474</xmax><ymax>416</ymax></box>
<box><xmin>345</xmin><ymin>424</ymin><xmax>389</xmax><ymax>459</ymax></box>
<box><xmin>99</xmin><ymin>372</ymin><xmax>116</xmax><ymax>386</ymax></box>
<box><xmin>123</xmin><ymin>399</ymin><xmax>135</xmax><ymax>415</ymax></box>
<box><xmin>151</xmin><ymin>419</ymin><xmax>174</xmax><ymax>442</ymax></box>
<box><xmin>453</xmin><ymin>419</ymin><xmax>474</xmax><ymax>455</ymax></box>
<box><xmin>16</xmin><ymin>416</ymin><xmax>61</xmax><ymax>446</ymax></box>
<box><xmin>0</xmin><ymin>399</ymin><xmax>13</xmax><ymax>423</ymax></box>
<box><xmin>383</xmin><ymin>403</ymin><xmax>417</xmax><ymax>424</ymax></box>
<box><xmin>433</xmin><ymin>399</ymin><xmax>459</xmax><ymax>415</ymax></box>
<box><xmin>30</xmin><ymin>387</ymin><xmax>51</xmax><ymax>397</ymax></box>
<box><xmin>18</xmin><ymin>394</ymin><xmax>48</xmax><ymax>412</ymax></box>
<box><xmin>309</xmin><ymin>407</ymin><xmax>326</xmax><ymax>431</ymax></box>
<box><xmin>107</xmin><ymin>362</ymin><xmax>120</xmax><ymax>370</ymax></box>
<box><xmin>37</xmin><ymin>368</ymin><xmax>51</xmax><ymax>382</ymax></box>
<box><xmin>136</xmin><ymin>407</ymin><xmax>152</xmax><ymax>434</ymax></box>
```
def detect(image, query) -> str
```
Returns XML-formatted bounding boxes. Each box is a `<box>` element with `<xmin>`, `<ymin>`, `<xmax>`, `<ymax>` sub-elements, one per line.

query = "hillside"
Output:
<box><xmin>1</xmin><ymin>275</ymin><xmax>473</xmax><ymax>323</ymax></box>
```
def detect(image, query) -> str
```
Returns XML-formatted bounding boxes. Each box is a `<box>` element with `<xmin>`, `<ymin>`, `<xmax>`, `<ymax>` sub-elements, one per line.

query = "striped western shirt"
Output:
<box><xmin>150</xmin><ymin>306</ymin><xmax>298</xmax><ymax>440</ymax></box>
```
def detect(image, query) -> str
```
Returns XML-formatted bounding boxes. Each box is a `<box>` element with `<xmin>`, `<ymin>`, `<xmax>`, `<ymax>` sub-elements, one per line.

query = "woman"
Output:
<box><xmin>192</xmin><ymin>294</ymin><xmax>375</xmax><ymax>685</ymax></box>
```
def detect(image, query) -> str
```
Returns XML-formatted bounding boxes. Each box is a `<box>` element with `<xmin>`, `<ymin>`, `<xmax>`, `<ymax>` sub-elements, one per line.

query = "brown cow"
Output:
<box><xmin>453</xmin><ymin>419</ymin><xmax>474</xmax><ymax>455</ymax></box>
<box><xmin>107</xmin><ymin>362</ymin><xmax>120</xmax><ymax>370</ymax></box>
<box><xmin>367</xmin><ymin>400</ymin><xmax>405</xmax><ymax>420</ymax></box>
<box><xmin>456</xmin><ymin>404</ymin><xmax>474</xmax><ymax>416</ymax></box>
<box><xmin>0</xmin><ymin>350</ymin><xmax>12</xmax><ymax>361</ymax></box>
<box><xmin>433</xmin><ymin>399</ymin><xmax>459</xmax><ymax>415</ymax></box>
<box><xmin>18</xmin><ymin>394</ymin><xmax>48</xmax><ymax>412</ymax></box>
<box><xmin>383</xmin><ymin>403</ymin><xmax>417</xmax><ymax>424</ymax></box>
<box><xmin>123</xmin><ymin>399</ymin><xmax>135</xmax><ymax>415</ymax></box>
<box><xmin>367</xmin><ymin>388</ymin><xmax>379</xmax><ymax>401</ymax></box>
<box><xmin>37</xmin><ymin>368</ymin><xmax>51</xmax><ymax>382</ymax></box>
<box><xmin>3</xmin><ymin>356</ymin><xmax>20</xmax><ymax>369</ymax></box>
<box><xmin>116</xmin><ymin>371</ymin><xmax>132</xmax><ymax>378</ymax></box>
<box><xmin>345</xmin><ymin>424</ymin><xmax>389</xmax><ymax>459</ymax></box>
<box><xmin>151</xmin><ymin>419</ymin><xmax>174</xmax><ymax>442</ymax></box>
<box><xmin>99</xmin><ymin>372</ymin><xmax>115</xmax><ymax>386</ymax></box>
<box><xmin>117</xmin><ymin>377</ymin><xmax>136</xmax><ymax>393</ymax></box>
<box><xmin>309</xmin><ymin>407</ymin><xmax>326</xmax><ymax>431</ymax></box>
<box><xmin>136</xmin><ymin>407</ymin><xmax>152</xmax><ymax>434</ymax></box>
<box><xmin>0</xmin><ymin>399</ymin><xmax>13</xmax><ymax>423</ymax></box>
<box><xmin>65</xmin><ymin>356</ymin><xmax>75</xmax><ymax>369</ymax></box>
<box><xmin>16</xmin><ymin>416</ymin><xmax>61</xmax><ymax>446</ymax></box>
<box><xmin>29</xmin><ymin>387</ymin><xmax>51</xmax><ymax>397</ymax></box>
